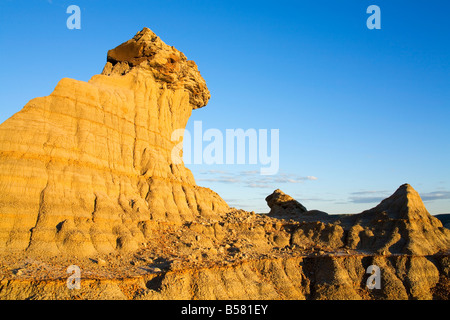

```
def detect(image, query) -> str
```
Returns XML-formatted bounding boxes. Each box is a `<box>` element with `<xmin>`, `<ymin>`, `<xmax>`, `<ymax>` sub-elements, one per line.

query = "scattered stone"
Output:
<box><xmin>92</xmin><ymin>258</ymin><xmax>107</xmax><ymax>266</ymax></box>
<box><xmin>12</xmin><ymin>269</ymin><xmax>23</xmax><ymax>276</ymax></box>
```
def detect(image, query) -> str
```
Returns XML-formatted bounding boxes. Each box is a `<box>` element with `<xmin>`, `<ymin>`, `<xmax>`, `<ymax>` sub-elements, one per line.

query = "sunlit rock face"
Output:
<box><xmin>0</xmin><ymin>28</ymin><xmax>228</xmax><ymax>256</ymax></box>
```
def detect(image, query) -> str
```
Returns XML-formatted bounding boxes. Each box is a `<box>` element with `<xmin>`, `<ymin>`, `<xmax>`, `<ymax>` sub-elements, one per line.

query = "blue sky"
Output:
<box><xmin>0</xmin><ymin>0</ymin><xmax>449</xmax><ymax>214</ymax></box>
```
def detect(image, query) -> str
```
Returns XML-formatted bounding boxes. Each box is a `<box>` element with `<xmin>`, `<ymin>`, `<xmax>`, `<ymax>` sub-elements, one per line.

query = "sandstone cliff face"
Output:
<box><xmin>0</xmin><ymin>28</ymin><xmax>228</xmax><ymax>256</ymax></box>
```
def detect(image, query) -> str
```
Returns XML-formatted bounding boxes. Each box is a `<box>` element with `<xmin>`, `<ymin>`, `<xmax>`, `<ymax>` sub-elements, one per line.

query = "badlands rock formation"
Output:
<box><xmin>266</xmin><ymin>189</ymin><xmax>307</xmax><ymax>216</ymax></box>
<box><xmin>0</xmin><ymin>28</ymin><xmax>449</xmax><ymax>300</ymax></box>
<box><xmin>350</xmin><ymin>184</ymin><xmax>450</xmax><ymax>255</ymax></box>
<box><xmin>269</xmin><ymin>184</ymin><xmax>450</xmax><ymax>256</ymax></box>
<box><xmin>266</xmin><ymin>189</ymin><xmax>328</xmax><ymax>219</ymax></box>
<box><xmin>1</xmin><ymin>185</ymin><xmax>449</xmax><ymax>300</ymax></box>
<box><xmin>0</xmin><ymin>28</ymin><xmax>228</xmax><ymax>257</ymax></box>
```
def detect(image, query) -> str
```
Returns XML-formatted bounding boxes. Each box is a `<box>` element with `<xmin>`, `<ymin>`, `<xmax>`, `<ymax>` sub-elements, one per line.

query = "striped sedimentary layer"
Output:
<box><xmin>0</xmin><ymin>28</ymin><xmax>228</xmax><ymax>256</ymax></box>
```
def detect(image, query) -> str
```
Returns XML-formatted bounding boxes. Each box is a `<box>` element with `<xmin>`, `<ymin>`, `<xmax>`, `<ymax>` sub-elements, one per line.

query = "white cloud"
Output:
<box><xmin>195</xmin><ymin>169</ymin><xmax>318</xmax><ymax>190</ymax></box>
<box><xmin>421</xmin><ymin>191</ymin><xmax>450</xmax><ymax>201</ymax></box>
<box><xmin>247</xmin><ymin>183</ymin><xmax>273</xmax><ymax>189</ymax></box>
<box><xmin>197</xmin><ymin>177</ymin><xmax>241</xmax><ymax>184</ymax></box>
<box><xmin>350</xmin><ymin>190</ymin><xmax>388</xmax><ymax>195</ymax></box>
<box><xmin>349</xmin><ymin>196</ymin><xmax>385</xmax><ymax>204</ymax></box>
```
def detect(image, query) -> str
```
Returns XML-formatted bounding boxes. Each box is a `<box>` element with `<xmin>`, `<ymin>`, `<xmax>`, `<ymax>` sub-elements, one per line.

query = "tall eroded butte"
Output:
<box><xmin>0</xmin><ymin>28</ymin><xmax>228</xmax><ymax>256</ymax></box>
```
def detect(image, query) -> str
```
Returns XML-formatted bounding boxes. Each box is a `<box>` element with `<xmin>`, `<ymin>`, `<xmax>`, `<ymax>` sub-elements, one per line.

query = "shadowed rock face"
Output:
<box><xmin>0</xmin><ymin>28</ymin><xmax>228</xmax><ymax>256</ymax></box>
<box><xmin>435</xmin><ymin>214</ymin><xmax>450</xmax><ymax>229</ymax></box>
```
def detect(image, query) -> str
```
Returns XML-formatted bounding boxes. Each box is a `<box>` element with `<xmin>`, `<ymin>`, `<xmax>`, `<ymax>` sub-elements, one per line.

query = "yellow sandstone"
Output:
<box><xmin>0</xmin><ymin>28</ymin><xmax>228</xmax><ymax>256</ymax></box>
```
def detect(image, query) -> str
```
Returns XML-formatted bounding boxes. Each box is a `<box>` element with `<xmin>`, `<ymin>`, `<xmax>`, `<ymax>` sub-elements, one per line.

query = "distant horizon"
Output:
<box><xmin>1</xmin><ymin>0</ymin><xmax>449</xmax><ymax>214</ymax></box>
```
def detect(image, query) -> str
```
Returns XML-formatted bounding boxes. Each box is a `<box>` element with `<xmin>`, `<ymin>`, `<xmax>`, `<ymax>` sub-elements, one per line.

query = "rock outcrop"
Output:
<box><xmin>0</xmin><ymin>28</ymin><xmax>228</xmax><ymax>257</ymax></box>
<box><xmin>266</xmin><ymin>189</ymin><xmax>307</xmax><ymax>216</ymax></box>
<box><xmin>266</xmin><ymin>189</ymin><xmax>328</xmax><ymax>219</ymax></box>
<box><xmin>267</xmin><ymin>184</ymin><xmax>450</xmax><ymax>256</ymax></box>
<box><xmin>351</xmin><ymin>184</ymin><xmax>450</xmax><ymax>255</ymax></box>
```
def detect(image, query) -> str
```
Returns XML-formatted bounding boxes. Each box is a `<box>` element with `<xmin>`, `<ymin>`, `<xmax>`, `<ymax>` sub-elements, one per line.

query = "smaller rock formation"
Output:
<box><xmin>265</xmin><ymin>184</ymin><xmax>450</xmax><ymax>255</ymax></box>
<box><xmin>266</xmin><ymin>189</ymin><xmax>328</xmax><ymax>219</ymax></box>
<box><xmin>266</xmin><ymin>189</ymin><xmax>307</xmax><ymax>216</ymax></box>
<box><xmin>353</xmin><ymin>183</ymin><xmax>450</xmax><ymax>255</ymax></box>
